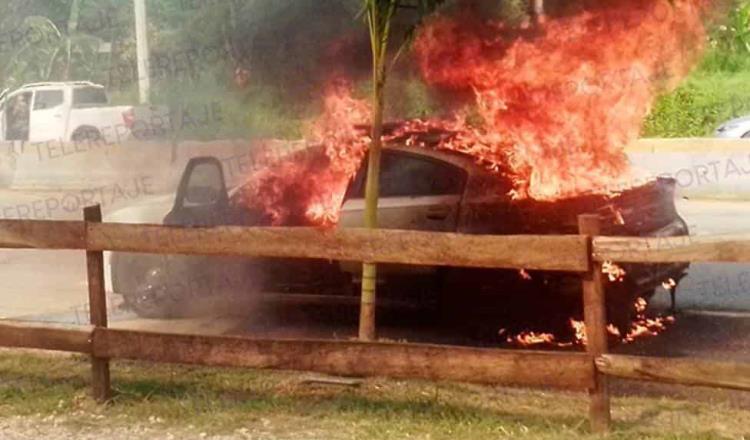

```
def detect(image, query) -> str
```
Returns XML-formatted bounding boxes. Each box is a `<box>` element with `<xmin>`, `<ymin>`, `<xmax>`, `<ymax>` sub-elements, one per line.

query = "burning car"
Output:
<box><xmin>110</xmin><ymin>0</ymin><xmax>707</xmax><ymax>343</ymax></box>
<box><xmin>110</xmin><ymin>130</ymin><xmax>689</xmax><ymax>339</ymax></box>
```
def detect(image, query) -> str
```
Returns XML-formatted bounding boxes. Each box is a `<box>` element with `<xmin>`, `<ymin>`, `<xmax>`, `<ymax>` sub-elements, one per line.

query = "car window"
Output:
<box><xmin>183</xmin><ymin>162</ymin><xmax>225</xmax><ymax>207</ymax></box>
<box><xmin>33</xmin><ymin>90</ymin><xmax>64</xmax><ymax>111</ymax></box>
<box><xmin>346</xmin><ymin>150</ymin><xmax>467</xmax><ymax>199</ymax></box>
<box><xmin>72</xmin><ymin>87</ymin><xmax>108</xmax><ymax>108</ymax></box>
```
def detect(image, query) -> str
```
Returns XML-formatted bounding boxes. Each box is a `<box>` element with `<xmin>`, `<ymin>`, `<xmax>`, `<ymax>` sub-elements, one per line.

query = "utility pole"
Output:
<box><xmin>532</xmin><ymin>0</ymin><xmax>545</xmax><ymax>22</ymax></box>
<box><xmin>63</xmin><ymin>0</ymin><xmax>81</xmax><ymax>80</ymax></box>
<box><xmin>134</xmin><ymin>0</ymin><xmax>150</xmax><ymax>104</ymax></box>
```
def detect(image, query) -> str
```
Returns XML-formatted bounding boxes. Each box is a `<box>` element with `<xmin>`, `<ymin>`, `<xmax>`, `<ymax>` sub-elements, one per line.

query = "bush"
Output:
<box><xmin>643</xmin><ymin>72</ymin><xmax>750</xmax><ymax>137</ymax></box>
<box><xmin>643</xmin><ymin>0</ymin><xmax>750</xmax><ymax>137</ymax></box>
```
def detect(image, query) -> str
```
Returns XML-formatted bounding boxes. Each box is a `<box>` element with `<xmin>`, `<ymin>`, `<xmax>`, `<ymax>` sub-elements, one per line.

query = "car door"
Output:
<box><xmin>29</xmin><ymin>89</ymin><xmax>67</xmax><ymax>142</ymax></box>
<box><xmin>338</xmin><ymin>150</ymin><xmax>468</xmax><ymax>275</ymax></box>
<box><xmin>5</xmin><ymin>92</ymin><xmax>31</xmax><ymax>141</ymax></box>
<box><xmin>121</xmin><ymin>156</ymin><xmax>256</xmax><ymax>316</ymax></box>
<box><xmin>164</xmin><ymin>156</ymin><xmax>232</xmax><ymax>226</ymax></box>
<box><xmin>339</xmin><ymin>150</ymin><xmax>467</xmax><ymax>232</ymax></box>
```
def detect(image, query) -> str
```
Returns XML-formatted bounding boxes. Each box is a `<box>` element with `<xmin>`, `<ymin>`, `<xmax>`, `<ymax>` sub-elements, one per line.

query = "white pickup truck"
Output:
<box><xmin>0</xmin><ymin>81</ymin><xmax>169</xmax><ymax>143</ymax></box>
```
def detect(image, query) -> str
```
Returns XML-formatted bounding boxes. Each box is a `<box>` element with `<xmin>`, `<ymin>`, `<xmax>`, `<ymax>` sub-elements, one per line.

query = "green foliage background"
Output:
<box><xmin>0</xmin><ymin>0</ymin><xmax>747</xmax><ymax>140</ymax></box>
<box><xmin>643</xmin><ymin>1</ymin><xmax>750</xmax><ymax>137</ymax></box>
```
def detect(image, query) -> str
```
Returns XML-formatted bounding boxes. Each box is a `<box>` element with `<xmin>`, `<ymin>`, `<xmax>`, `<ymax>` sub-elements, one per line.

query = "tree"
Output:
<box><xmin>359</xmin><ymin>0</ymin><xmax>446</xmax><ymax>341</ymax></box>
<box><xmin>0</xmin><ymin>0</ymin><xmax>108</xmax><ymax>88</ymax></box>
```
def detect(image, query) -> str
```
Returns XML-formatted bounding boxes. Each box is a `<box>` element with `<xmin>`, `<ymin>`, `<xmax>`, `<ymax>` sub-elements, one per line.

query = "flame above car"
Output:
<box><xmin>237</xmin><ymin>0</ymin><xmax>710</xmax><ymax>228</ymax></box>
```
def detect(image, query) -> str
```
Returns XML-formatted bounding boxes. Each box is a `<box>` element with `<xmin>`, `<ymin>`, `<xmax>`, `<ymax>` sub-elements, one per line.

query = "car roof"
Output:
<box><xmin>226</xmin><ymin>138</ymin><xmax>507</xmax><ymax>195</ymax></box>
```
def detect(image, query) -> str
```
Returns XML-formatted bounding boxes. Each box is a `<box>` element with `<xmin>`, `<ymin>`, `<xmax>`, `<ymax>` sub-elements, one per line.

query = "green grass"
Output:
<box><xmin>1</xmin><ymin>351</ymin><xmax>749</xmax><ymax>439</ymax></box>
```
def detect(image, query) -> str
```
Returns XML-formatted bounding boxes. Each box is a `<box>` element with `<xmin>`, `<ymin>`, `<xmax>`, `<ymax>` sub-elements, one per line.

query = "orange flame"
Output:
<box><xmin>239</xmin><ymin>1</ymin><xmax>710</xmax><ymax>225</ymax></box>
<box><xmin>602</xmin><ymin>261</ymin><xmax>627</xmax><ymax>282</ymax></box>
<box><xmin>519</xmin><ymin>269</ymin><xmax>532</xmax><ymax>280</ymax></box>
<box><xmin>507</xmin><ymin>331</ymin><xmax>557</xmax><ymax>346</ymax></box>
<box><xmin>609</xmin><ymin>205</ymin><xmax>626</xmax><ymax>225</ymax></box>
<box><xmin>662</xmin><ymin>277</ymin><xmax>677</xmax><ymax>290</ymax></box>
<box><xmin>509</xmin><ymin>297</ymin><xmax>674</xmax><ymax>348</ymax></box>
<box><xmin>236</xmin><ymin>81</ymin><xmax>370</xmax><ymax>226</ymax></box>
<box><xmin>571</xmin><ymin>318</ymin><xmax>588</xmax><ymax>346</ymax></box>
<box><xmin>413</xmin><ymin>0</ymin><xmax>708</xmax><ymax>199</ymax></box>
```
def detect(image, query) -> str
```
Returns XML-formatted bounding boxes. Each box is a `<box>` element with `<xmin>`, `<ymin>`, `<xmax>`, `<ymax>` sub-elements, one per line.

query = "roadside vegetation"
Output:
<box><xmin>2</xmin><ymin>0</ymin><xmax>745</xmax><ymax>140</ymax></box>
<box><xmin>644</xmin><ymin>0</ymin><xmax>750</xmax><ymax>137</ymax></box>
<box><xmin>1</xmin><ymin>352</ymin><xmax>749</xmax><ymax>439</ymax></box>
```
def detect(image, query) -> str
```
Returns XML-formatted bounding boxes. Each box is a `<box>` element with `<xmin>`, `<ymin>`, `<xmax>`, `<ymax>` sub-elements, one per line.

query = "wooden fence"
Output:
<box><xmin>1</xmin><ymin>206</ymin><xmax>749</xmax><ymax>433</ymax></box>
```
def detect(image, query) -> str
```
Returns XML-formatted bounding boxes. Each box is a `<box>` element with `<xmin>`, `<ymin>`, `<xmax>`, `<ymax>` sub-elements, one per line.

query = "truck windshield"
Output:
<box><xmin>72</xmin><ymin>87</ymin><xmax>107</xmax><ymax>108</ymax></box>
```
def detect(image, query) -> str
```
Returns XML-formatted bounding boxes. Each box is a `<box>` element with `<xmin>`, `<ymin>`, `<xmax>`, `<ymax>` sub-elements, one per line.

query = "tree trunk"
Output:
<box><xmin>358</xmin><ymin>77</ymin><xmax>384</xmax><ymax>341</ymax></box>
<box><xmin>359</xmin><ymin>2</ymin><xmax>392</xmax><ymax>341</ymax></box>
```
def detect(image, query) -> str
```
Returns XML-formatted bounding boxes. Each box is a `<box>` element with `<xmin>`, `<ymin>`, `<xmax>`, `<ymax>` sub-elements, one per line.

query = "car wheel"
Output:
<box><xmin>113</xmin><ymin>254</ymin><xmax>181</xmax><ymax>319</ymax></box>
<box><xmin>71</xmin><ymin>126</ymin><xmax>102</xmax><ymax>142</ymax></box>
<box><xmin>122</xmin><ymin>266</ymin><xmax>180</xmax><ymax>319</ymax></box>
<box><xmin>123</xmin><ymin>291</ymin><xmax>177</xmax><ymax>319</ymax></box>
<box><xmin>742</xmin><ymin>131</ymin><xmax>750</xmax><ymax>139</ymax></box>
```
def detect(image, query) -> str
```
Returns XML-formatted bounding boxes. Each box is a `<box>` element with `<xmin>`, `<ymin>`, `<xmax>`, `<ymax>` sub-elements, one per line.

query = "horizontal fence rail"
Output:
<box><xmin>593</xmin><ymin>235</ymin><xmax>750</xmax><ymax>263</ymax></box>
<box><xmin>0</xmin><ymin>220</ymin><xmax>591</xmax><ymax>271</ymax></box>
<box><xmin>3</xmin><ymin>319</ymin><xmax>749</xmax><ymax>393</ymax></box>
<box><xmin>0</xmin><ymin>320</ymin><xmax>592</xmax><ymax>389</ymax></box>
<box><xmin>0</xmin><ymin>321</ymin><xmax>93</xmax><ymax>353</ymax></box>
<box><xmin>596</xmin><ymin>354</ymin><xmax>750</xmax><ymax>392</ymax></box>
<box><xmin>0</xmin><ymin>220</ymin><xmax>86</xmax><ymax>249</ymax></box>
<box><xmin>94</xmin><ymin>328</ymin><xmax>594</xmax><ymax>390</ymax></box>
<box><xmin>8</xmin><ymin>220</ymin><xmax>750</xmax><ymax>266</ymax></box>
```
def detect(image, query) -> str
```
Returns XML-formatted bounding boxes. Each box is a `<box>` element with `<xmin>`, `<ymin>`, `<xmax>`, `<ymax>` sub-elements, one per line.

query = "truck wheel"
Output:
<box><xmin>71</xmin><ymin>126</ymin><xmax>102</xmax><ymax>142</ymax></box>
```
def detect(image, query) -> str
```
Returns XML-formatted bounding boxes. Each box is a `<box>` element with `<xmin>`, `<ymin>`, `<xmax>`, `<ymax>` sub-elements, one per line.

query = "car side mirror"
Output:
<box><xmin>175</xmin><ymin>157</ymin><xmax>228</xmax><ymax>209</ymax></box>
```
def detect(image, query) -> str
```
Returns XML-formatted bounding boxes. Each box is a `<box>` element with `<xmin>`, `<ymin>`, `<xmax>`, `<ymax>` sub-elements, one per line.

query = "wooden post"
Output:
<box><xmin>578</xmin><ymin>214</ymin><xmax>611</xmax><ymax>433</ymax></box>
<box><xmin>84</xmin><ymin>205</ymin><xmax>111</xmax><ymax>402</ymax></box>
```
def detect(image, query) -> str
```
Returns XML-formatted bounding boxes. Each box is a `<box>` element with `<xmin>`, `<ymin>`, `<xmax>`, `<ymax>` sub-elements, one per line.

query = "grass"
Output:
<box><xmin>1</xmin><ymin>351</ymin><xmax>749</xmax><ymax>439</ymax></box>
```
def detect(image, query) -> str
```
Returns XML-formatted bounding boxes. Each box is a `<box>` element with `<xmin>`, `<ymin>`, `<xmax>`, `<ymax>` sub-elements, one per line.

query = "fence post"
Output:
<box><xmin>578</xmin><ymin>214</ymin><xmax>611</xmax><ymax>433</ymax></box>
<box><xmin>84</xmin><ymin>205</ymin><xmax>111</xmax><ymax>402</ymax></box>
